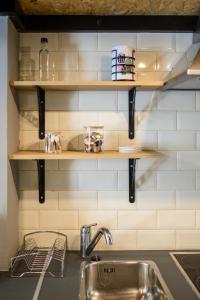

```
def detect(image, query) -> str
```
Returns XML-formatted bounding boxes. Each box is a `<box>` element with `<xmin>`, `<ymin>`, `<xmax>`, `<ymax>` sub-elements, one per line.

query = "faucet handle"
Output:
<box><xmin>82</xmin><ymin>223</ymin><xmax>97</xmax><ymax>229</ymax></box>
<box><xmin>81</xmin><ymin>223</ymin><xmax>97</xmax><ymax>235</ymax></box>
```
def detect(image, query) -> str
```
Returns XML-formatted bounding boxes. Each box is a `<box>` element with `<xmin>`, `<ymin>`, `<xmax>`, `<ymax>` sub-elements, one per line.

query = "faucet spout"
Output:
<box><xmin>85</xmin><ymin>227</ymin><xmax>112</xmax><ymax>257</ymax></box>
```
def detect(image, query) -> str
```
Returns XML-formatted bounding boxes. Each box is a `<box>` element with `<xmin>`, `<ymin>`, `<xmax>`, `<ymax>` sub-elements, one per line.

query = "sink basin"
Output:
<box><xmin>80</xmin><ymin>260</ymin><xmax>174</xmax><ymax>300</ymax></box>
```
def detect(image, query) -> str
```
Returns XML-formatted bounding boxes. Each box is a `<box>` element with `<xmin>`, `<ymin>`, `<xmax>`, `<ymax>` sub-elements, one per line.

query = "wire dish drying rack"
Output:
<box><xmin>10</xmin><ymin>231</ymin><xmax>67</xmax><ymax>278</ymax></box>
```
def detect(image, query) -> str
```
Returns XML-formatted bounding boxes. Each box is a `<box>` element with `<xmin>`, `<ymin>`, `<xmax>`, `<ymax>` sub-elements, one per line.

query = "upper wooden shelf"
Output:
<box><xmin>10</xmin><ymin>80</ymin><xmax>164</xmax><ymax>91</ymax></box>
<box><xmin>9</xmin><ymin>150</ymin><xmax>161</xmax><ymax>160</ymax></box>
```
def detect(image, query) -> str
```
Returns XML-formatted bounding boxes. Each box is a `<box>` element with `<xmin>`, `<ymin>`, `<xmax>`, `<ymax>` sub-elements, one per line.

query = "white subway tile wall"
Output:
<box><xmin>137</xmin><ymin>230</ymin><xmax>175</xmax><ymax>250</ymax></box>
<box><xmin>18</xmin><ymin>32</ymin><xmax>200</xmax><ymax>250</ymax></box>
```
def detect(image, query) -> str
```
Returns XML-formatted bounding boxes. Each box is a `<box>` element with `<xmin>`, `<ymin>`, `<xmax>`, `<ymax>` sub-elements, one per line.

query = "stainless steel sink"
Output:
<box><xmin>80</xmin><ymin>260</ymin><xmax>174</xmax><ymax>300</ymax></box>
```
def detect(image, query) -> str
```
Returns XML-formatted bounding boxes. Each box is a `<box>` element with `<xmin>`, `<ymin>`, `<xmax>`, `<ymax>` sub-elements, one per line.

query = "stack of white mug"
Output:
<box><xmin>112</xmin><ymin>45</ymin><xmax>135</xmax><ymax>81</ymax></box>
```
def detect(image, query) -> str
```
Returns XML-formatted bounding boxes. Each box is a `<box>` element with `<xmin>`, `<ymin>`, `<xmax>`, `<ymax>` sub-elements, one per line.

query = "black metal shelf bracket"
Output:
<box><xmin>36</xmin><ymin>86</ymin><xmax>45</xmax><ymax>140</ymax></box>
<box><xmin>37</xmin><ymin>160</ymin><xmax>45</xmax><ymax>203</ymax></box>
<box><xmin>129</xmin><ymin>87</ymin><xmax>136</xmax><ymax>139</ymax></box>
<box><xmin>129</xmin><ymin>158</ymin><xmax>137</xmax><ymax>203</ymax></box>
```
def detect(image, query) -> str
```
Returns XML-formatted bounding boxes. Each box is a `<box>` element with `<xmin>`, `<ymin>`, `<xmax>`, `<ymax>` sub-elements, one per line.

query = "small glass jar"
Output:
<box><xmin>84</xmin><ymin>126</ymin><xmax>104</xmax><ymax>153</ymax></box>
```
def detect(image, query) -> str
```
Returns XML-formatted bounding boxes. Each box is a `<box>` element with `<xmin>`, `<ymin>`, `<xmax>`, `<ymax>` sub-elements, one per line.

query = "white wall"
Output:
<box><xmin>7</xmin><ymin>19</ymin><xmax>19</xmax><ymax>268</ymax></box>
<box><xmin>0</xmin><ymin>17</ymin><xmax>19</xmax><ymax>270</ymax></box>
<box><xmin>0</xmin><ymin>16</ymin><xmax>8</xmax><ymax>271</ymax></box>
<box><xmin>18</xmin><ymin>32</ymin><xmax>200</xmax><ymax>251</ymax></box>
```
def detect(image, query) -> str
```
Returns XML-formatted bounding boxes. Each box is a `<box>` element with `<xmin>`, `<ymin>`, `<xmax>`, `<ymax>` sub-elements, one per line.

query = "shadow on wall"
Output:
<box><xmin>68</xmin><ymin>134</ymin><xmax>80</xmax><ymax>150</ymax></box>
<box><xmin>100</xmin><ymin>54</ymin><xmax>111</xmax><ymax>80</ymax></box>
<box><xmin>142</xmin><ymin>91</ymin><xmax>158</xmax><ymax>112</ymax></box>
<box><xmin>9</xmin><ymin>161</ymin><xmax>19</xmax><ymax>198</ymax></box>
<box><xmin>20</xmin><ymin>111</ymin><xmax>39</xmax><ymax>129</ymax></box>
<box><xmin>136</xmin><ymin>91</ymin><xmax>158</xmax><ymax>128</ymax></box>
<box><xmin>136</xmin><ymin>157</ymin><xmax>162</xmax><ymax>189</ymax></box>
<box><xmin>62</xmin><ymin>134</ymin><xmax>80</xmax><ymax>151</ymax></box>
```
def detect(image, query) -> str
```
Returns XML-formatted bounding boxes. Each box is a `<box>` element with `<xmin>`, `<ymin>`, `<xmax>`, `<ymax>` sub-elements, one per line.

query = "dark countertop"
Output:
<box><xmin>0</xmin><ymin>250</ymin><xmax>199</xmax><ymax>300</ymax></box>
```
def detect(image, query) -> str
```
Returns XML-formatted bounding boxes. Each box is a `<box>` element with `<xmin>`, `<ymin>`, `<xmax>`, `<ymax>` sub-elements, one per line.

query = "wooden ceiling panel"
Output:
<box><xmin>18</xmin><ymin>0</ymin><xmax>200</xmax><ymax>16</ymax></box>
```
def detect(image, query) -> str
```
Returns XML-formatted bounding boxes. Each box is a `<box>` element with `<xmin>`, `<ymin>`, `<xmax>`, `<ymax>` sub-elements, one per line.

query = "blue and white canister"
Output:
<box><xmin>112</xmin><ymin>45</ymin><xmax>135</xmax><ymax>81</ymax></box>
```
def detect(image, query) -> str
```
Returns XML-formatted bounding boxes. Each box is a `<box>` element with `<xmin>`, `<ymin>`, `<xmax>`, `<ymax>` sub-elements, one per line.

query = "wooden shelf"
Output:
<box><xmin>9</xmin><ymin>150</ymin><xmax>160</xmax><ymax>160</ymax></box>
<box><xmin>10</xmin><ymin>80</ymin><xmax>163</xmax><ymax>204</ymax></box>
<box><xmin>10</xmin><ymin>80</ymin><xmax>164</xmax><ymax>91</ymax></box>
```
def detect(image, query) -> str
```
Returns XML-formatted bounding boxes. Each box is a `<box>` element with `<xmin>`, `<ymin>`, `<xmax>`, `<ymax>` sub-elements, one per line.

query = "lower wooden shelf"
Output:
<box><xmin>9</xmin><ymin>150</ymin><xmax>160</xmax><ymax>204</ymax></box>
<box><xmin>9</xmin><ymin>150</ymin><xmax>160</xmax><ymax>160</ymax></box>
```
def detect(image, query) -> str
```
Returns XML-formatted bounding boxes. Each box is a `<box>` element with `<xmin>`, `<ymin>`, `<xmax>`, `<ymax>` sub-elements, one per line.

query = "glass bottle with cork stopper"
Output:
<box><xmin>39</xmin><ymin>37</ymin><xmax>49</xmax><ymax>81</ymax></box>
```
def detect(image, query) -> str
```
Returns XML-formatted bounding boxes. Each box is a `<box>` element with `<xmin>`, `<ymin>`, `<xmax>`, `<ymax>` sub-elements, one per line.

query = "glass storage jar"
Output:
<box><xmin>84</xmin><ymin>126</ymin><xmax>104</xmax><ymax>153</ymax></box>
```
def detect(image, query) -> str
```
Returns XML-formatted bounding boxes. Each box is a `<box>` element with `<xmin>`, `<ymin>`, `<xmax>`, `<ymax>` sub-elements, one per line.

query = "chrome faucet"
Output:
<box><xmin>80</xmin><ymin>223</ymin><xmax>113</xmax><ymax>258</ymax></box>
